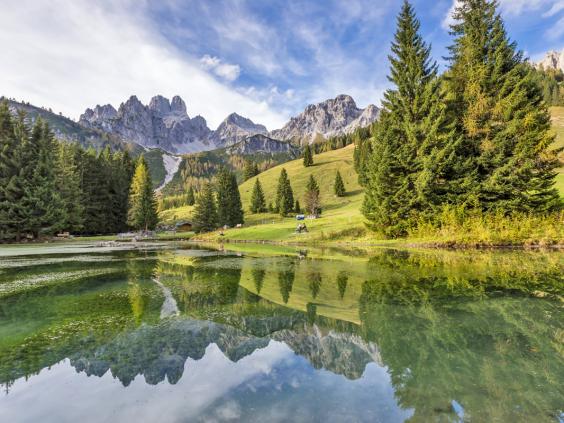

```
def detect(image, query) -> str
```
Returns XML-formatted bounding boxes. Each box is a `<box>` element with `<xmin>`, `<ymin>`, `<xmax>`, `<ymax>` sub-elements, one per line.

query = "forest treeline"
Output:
<box><xmin>355</xmin><ymin>0</ymin><xmax>562</xmax><ymax>237</ymax></box>
<box><xmin>0</xmin><ymin>102</ymin><xmax>158</xmax><ymax>241</ymax></box>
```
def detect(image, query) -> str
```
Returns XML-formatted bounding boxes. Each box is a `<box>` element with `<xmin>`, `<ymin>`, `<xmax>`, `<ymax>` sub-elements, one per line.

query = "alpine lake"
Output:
<box><xmin>0</xmin><ymin>242</ymin><xmax>562</xmax><ymax>423</ymax></box>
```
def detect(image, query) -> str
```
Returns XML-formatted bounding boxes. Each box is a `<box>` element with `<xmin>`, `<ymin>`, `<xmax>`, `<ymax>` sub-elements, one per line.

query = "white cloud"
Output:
<box><xmin>0</xmin><ymin>0</ymin><xmax>285</xmax><ymax>129</ymax></box>
<box><xmin>543</xmin><ymin>0</ymin><xmax>564</xmax><ymax>17</ymax></box>
<box><xmin>442</xmin><ymin>0</ymin><xmax>564</xmax><ymax>30</ymax></box>
<box><xmin>545</xmin><ymin>16</ymin><xmax>564</xmax><ymax>40</ymax></box>
<box><xmin>200</xmin><ymin>54</ymin><xmax>241</xmax><ymax>82</ymax></box>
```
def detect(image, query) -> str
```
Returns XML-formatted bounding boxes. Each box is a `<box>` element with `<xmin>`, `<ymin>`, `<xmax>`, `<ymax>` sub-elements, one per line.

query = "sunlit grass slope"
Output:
<box><xmin>205</xmin><ymin>144</ymin><xmax>368</xmax><ymax>242</ymax></box>
<box><xmin>550</xmin><ymin>107</ymin><xmax>564</xmax><ymax>198</ymax></box>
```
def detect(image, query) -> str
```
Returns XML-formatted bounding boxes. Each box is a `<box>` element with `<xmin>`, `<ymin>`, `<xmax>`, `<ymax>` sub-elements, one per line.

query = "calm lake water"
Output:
<box><xmin>0</xmin><ymin>243</ymin><xmax>563</xmax><ymax>422</ymax></box>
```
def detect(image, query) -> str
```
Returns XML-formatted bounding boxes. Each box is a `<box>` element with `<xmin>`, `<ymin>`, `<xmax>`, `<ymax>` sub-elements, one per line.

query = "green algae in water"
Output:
<box><xmin>0</xmin><ymin>244</ymin><xmax>562</xmax><ymax>422</ymax></box>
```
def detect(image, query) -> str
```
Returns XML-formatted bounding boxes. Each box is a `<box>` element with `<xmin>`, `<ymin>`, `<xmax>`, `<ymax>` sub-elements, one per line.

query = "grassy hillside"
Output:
<box><xmin>166</xmin><ymin>108</ymin><xmax>564</xmax><ymax>244</ymax></box>
<box><xmin>550</xmin><ymin>107</ymin><xmax>564</xmax><ymax>197</ymax></box>
<box><xmin>196</xmin><ymin>145</ymin><xmax>368</xmax><ymax>242</ymax></box>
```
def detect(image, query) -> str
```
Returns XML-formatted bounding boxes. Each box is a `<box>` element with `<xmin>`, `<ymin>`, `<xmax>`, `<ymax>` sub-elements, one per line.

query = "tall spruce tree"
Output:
<box><xmin>55</xmin><ymin>142</ymin><xmax>84</xmax><ymax>233</ymax></box>
<box><xmin>192</xmin><ymin>182</ymin><xmax>218</xmax><ymax>233</ymax></box>
<box><xmin>445</xmin><ymin>0</ymin><xmax>561</xmax><ymax>212</ymax></box>
<box><xmin>303</xmin><ymin>144</ymin><xmax>314</xmax><ymax>167</ymax></box>
<box><xmin>186</xmin><ymin>186</ymin><xmax>195</xmax><ymax>206</ymax></box>
<box><xmin>250</xmin><ymin>178</ymin><xmax>267</xmax><ymax>213</ymax></box>
<box><xmin>0</xmin><ymin>104</ymin><xmax>28</xmax><ymax>241</ymax></box>
<box><xmin>304</xmin><ymin>175</ymin><xmax>321</xmax><ymax>216</ymax></box>
<box><xmin>25</xmin><ymin>119</ymin><xmax>64</xmax><ymax>237</ymax></box>
<box><xmin>127</xmin><ymin>157</ymin><xmax>158</xmax><ymax>231</ymax></box>
<box><xmin>334</xmin><ymin>171</ymin><xmax>346</xmax><ymax>197</ymax></box>
<box><xmin>276</xmin><ymin>168</ymin><xmax>294</xmax><ymax>216</ymax></box>
<box><xmin>216</xmin><ymin>168</ymin><xmax>244</xmax><ymax>226</ymax></box>
<box><xmin>362</xmin><ymin>1</ymin><xmax>453</xmax><ymax>236</ymax></box>
<box><xmin>243</xmin><ymin>159</ymin><xmax>259</xmax><ymax>181</ymax></box>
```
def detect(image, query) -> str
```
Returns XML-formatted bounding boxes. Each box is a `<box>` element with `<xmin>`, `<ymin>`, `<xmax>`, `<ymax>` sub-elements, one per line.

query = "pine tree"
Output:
<box><xmin>276</xmin><ymin>168</ymin><xmax>294</xmax><ymax>216</ymax></box>
<box><xmin>79</xmin><ymin>148</ymin><xmax>108</xmax><ymax>234</ymax></box>
<box><xmin>192</xmin><ymin>182</ymin><xmax>217</xmax><ymax>233</ymax></box>
<box><xmin>25</xmin><ymin>119</ymin><xmax>64</xmax><ymax>237</ymax></box>
<box><xmin>303</xmin><ymin>144</ymin><xmax>314</xmax><ymax>167</ymax></box>
<box><xmin>186</xmin><ymin>186</ymin><xmax>195</xmax><ymax>206</ymax></box>
<box><xmin>0</xmin><ymin>104</ymin><xmax>28</xmax><ymax>241</ymax></box>
<box><xmin>55</xmin><ymin>142</ymin><xmax>84</xmax><ymax>233</ymax></box>
<box><xmin>304</xmin><ymin>175</ymin><xmax>321</xmax><ymax>216</ymax></box>
<box><xmin>445</xmin><ymin>0</ymin><xmax>561</xmax><ymax>212</ymax></box>
<box><xmin>250</xmin><ymin>178</ymin><xmax>267</xmax><ymax>213</ymax></box>
<box><xmin>127</xmin><ymin>156</ymin><xmax>158</xmax><ymax>231</ymax></box>
<box><xmin>294</xmin><ymin>199</ymin><xmax>301</xmax><ymax>214</ymax></box>
<box><xmin>334</xmin><ymin>171</ymin><xmax>346</xmax><ymax>197</ymax></box>
<box><xmin>216</xmin><ymin>168</ymin><xmax>244</xmax><ymax>226</ymax></box>
<box><xmin>243</xmin><ymin>159</ymin><xmax>259</xmax><ymax>181</ymax></box>
<box><xmin>362</xmin><ymin>1</ymin><xmax>454</xmax><ymax>236</ymax></box>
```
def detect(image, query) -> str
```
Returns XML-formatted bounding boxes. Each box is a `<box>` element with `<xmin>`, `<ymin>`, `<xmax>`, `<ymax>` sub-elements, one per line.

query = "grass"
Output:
<box><xmin>196</xmin><ymin>145</ymin><xmax>369</xmax><ymax>243</ymax></box>
<box><xmin>174</xmin><ymin>109</ymin><xmax>564</xmax><ymax>247</ymax></box>
<box><xmin>550</xmin><ymin>107</ymin><xmax>564</xmax><ymax>199</ymax></box>
<box><xmin>159</xmin><ymin>205</ymin><xmax>194</xmax><ymax>225</ymax></box>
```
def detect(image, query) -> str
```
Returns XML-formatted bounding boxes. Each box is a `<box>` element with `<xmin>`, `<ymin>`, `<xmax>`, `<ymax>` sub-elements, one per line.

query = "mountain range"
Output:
<box><xmin>6</xmin><ymin>93</ymin><xmax>379</xmax><ymax>155</ymax></box>
<box><xmin>78</xmin><ymin>94</ymin><xmax>379</xmax><ymax>154</ymax></box>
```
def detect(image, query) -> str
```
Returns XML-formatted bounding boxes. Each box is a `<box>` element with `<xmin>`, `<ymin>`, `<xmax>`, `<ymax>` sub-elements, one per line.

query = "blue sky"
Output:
<box><xmin>0</xmin><ymin>0</ymin><xmax>563</xmax><ymax>129</ymax></box>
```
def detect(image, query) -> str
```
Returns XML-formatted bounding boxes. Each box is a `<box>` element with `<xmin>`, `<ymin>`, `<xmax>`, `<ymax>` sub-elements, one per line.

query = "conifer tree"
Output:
<box><xmin>0</xmin><ymin>104</ymin><xmax>28</xmax><ymax>241</ymax></box>
<box><xmin>25</xmin><ymin>119</ymin><xmax>64</xmax><ymax>237</ymax></box>
<box><xmin>250</xmin><ymin>178</ymin><xmax>267</xmax><ymax>213</ymax></box>
<box><xmin>55</xmin><ymin>143</ymin><xmax>84</xmax><ymax>232</ymax></box>
<box><xmin>303</xmin><ymin>144</ymin><xmax>314</xmax><ymax>167</ymax></box>
<box><xmin>304</xmin><ymin>175</ymin><xmax>321</xmax><ymax>216</ymax></box>
<box><xmin>186</xmin><ymin>186</ymin><xmax>195</xmax><ymax>206</ymax></box>
<box><xmin>276</xmin><ymin>168</ymin><xmax>294</xmax><ymax>216</ymax></box>
<box><xmin>445</xmin><ymin>0</ymin><xmax>561</xmax><ymax>212</ymax></box>
<box><xmin>80</xmin><ymin>148</ymin><xmax>108</xmax><ymax>234</ymax></box>
<box><xmin>127</xmin><ymin>157</ymin><xmax>158</xmax><ymax>231</ymax></box>
<box><xmin>216</xmin><ymin>168</ymin><xmax>244</xmax><ymax>226</ymax></box>
<box><xmin>294</xmin><ymin>199</ymin><xmax>301</xmax><ymax>214</ymax></box>
<box><xmin>192</xmin><ymin>182</ymin><xmax>217</xmax><ymax>233</ymax></box>
<box><xmin>334</xmin><ymin>171</ymin><xmax>346</xmax><ymax>197</ymax></box>
<box><xmin>243</xmin><ymin>159</ymin><xmax>259</xmax><ymax>181</ymax></box>
<box><xmin>362</xmin><ymin>1</ymin><xmax>453</xmax><ymax>236</ymax></box>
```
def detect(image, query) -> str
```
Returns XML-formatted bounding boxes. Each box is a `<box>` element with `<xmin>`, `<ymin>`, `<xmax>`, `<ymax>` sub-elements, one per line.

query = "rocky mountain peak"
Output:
<box><xmin>79</xmin><ymin>94</ymin><xmax>212</xmax><ymax>153</ymax></box>
<box><xmin>270</xmin><ymin>94</ymin><xmax>378</xmax><ymax>144</ymax></box>
<box><xmin>536</xmin><ymin>49</ymin><xmax>564</xmax><ymax>72</ymax></box>
<box><xmin>171</xmin><ymin>95</ymin><xmax>187</xmax><ymax>114</ymax></box>
<box><xmin>210</xmin><ymin>113</ymin><xmax>268</xmax><ymax>148</ymax></box>
<box><xmin>148</xmin><ymin>95</ymin><xmax>171</xmax><ymax>116</ymax></box>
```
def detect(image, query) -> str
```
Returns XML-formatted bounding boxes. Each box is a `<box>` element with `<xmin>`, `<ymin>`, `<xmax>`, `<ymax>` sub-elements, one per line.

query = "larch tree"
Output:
<box><xmin>127</xmin><ymin>156</ymin><xmax>158</xmax><ymax>231</ymax></box>
<box><xmin>445</xmin><ymin>0</ymin><xmax>561</xmax><ymax>212</ymax></box>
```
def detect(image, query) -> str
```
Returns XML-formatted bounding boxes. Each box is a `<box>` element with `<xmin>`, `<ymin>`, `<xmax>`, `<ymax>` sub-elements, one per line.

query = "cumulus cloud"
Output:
<box><xmin>0</xmin><ymin>0</ymin><xmax>285</xmax><ymax>129</ymax></box>
<box><xmin>200</xmin><ymin>55</ymin><xmax>241</xmax><ymax>82</ymax></box>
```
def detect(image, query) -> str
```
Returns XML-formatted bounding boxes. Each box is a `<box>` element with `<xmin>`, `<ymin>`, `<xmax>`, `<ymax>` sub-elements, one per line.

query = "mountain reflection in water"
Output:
<box><xmin>0</xmin><ymin>245</ymin><xmax>562</xmax><ymax>422</ymax></box>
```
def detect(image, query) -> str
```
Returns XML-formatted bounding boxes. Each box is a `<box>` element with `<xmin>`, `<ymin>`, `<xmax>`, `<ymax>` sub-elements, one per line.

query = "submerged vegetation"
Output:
<box><xmin>0</xmin><ymin>244</ymin><xmax>562</xmax><ymax>420</ymax></box>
